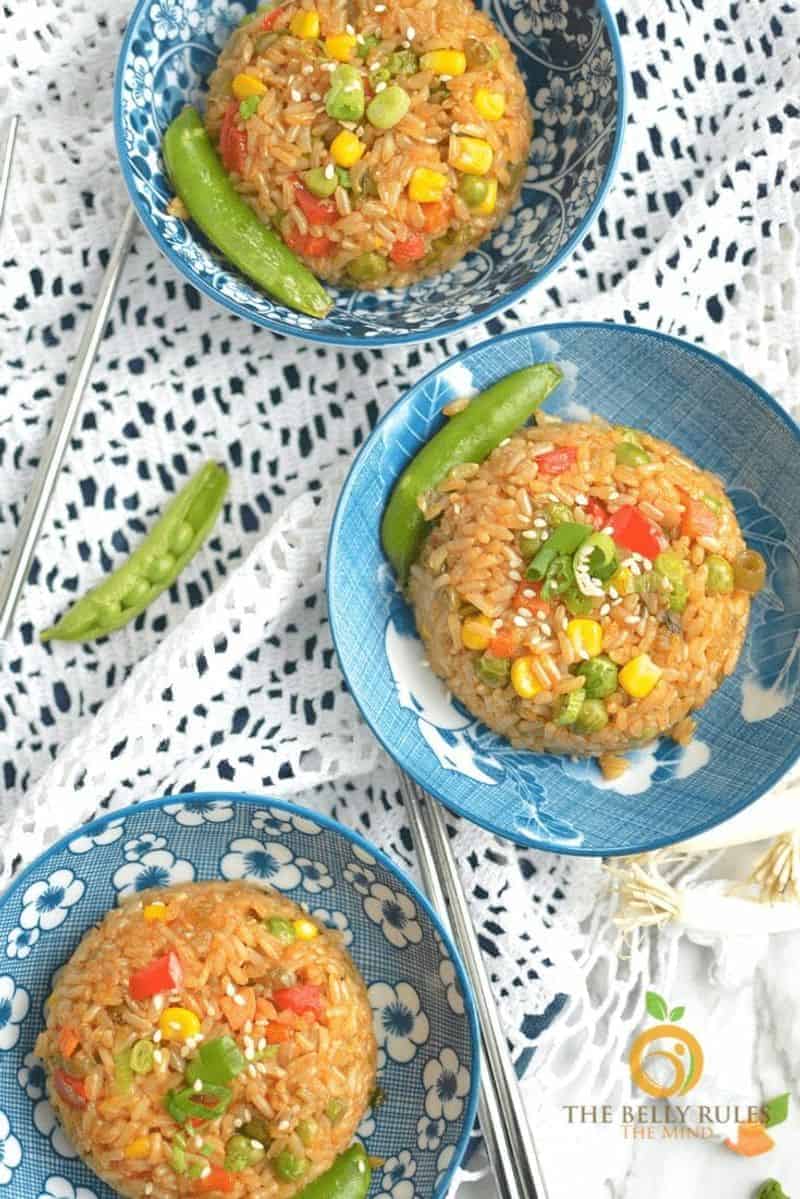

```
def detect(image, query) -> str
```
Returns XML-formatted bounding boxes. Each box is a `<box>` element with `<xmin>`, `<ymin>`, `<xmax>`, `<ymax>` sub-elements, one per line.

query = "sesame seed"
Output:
<box><xmin>243</xmin><ymin>1021</ymin><xmax>253</xmax><ymax>1035</ymax></box>
<box><xmin>257</xmin><ymin>1037</ymin><xmax>267</xmax><ymax>1050</ymax></box>
<box><xmin>324</xmin><ymin>162</ymin><xmax>335</xmax><ymax>179</ymax></box>
<box><xmin>440</xmin><ymin>74</ymin><xmax>452</xmax><ymax>82</ymax></box>
<box><xmin>533</xmin><ymin>518</ymin><xmax>547</xmax><ymax>529</ymax></box>
<box><xmin>201</xmin><ymin>1166</ymin><xmax>211</xmax><ymax>1180</ymax></box>
<box><xmin>540</xmin><ymin>623</ymin><xmax>552</xmax><ymax>636</ymax></box>
<box><xmin>574</xmin><ymin>494</ymin><xmax>588</xmax><ymax>506</ymax></box>
<box><xmin>629</xmin><ymin>562</ymin><xmax>642</xmax><ymax>576</ymax></box>
<box><xmin>245</xmin><ymin>1047</ymin><xmax>255</xmax><ymax>1060</ymax></box>
<box><xmin>153</xmin><ymin>1050</ymin><xmax>164</xmax><ymax>1064</ymax></box>
<box><xmin>499</xmin><ymin>437</ymin><xmax>511</xmax><ymax>447</ymax></box>
<box><xmin>251</xmin><ymin>1139</ymin><xmax>263</xmax><ymax>1150</ymax></box>
<box><xmin>406</xmin><ymin>25</ymin><xmax>416</xmax><ymax>39</ymax></box>
<box><xmin>513</xmin><ymin>615</ymin><xmax>528</xmax><ymax>628</ymax></box>
<box><xmin>257</xmin><ymin>1062</ymin><xmax>268</xmax><ymax>1074</ymax></box>
<box><xmin>193</xmin><ymin>1079</ymin><xmax>203</xmax><ymax>1093</ymax></box>
<box><xmin>375</xmin><ymin>3</ymin><xmax>386</xmax><ymax>9</ymax></box>
<box><xmin>225</xmin><ymin>982</ymin><xmax>236</xmax><ymax>997</ymax></box>
<box><xmin>153</xmin><ymin>1030</ymin><xmax>162</xmax><ymax>1043</ymax></box>
<box><xmin>608</xmin><ymin>491</ymin><xmax>620</xmax><ymax>501</ymax></box>
<box><xmin>375</xmin><ymin>80</ymin><xmax>387</xmax><ymax>92</ymax></box>
<box><xmin>233</xmin><ymin>993</ymin><xmax>247</xmax><ymax>1007</ymax></box>
<box><xmin>290</xmin><ymin>88</ymin><xmax>302</xmax><ymax>101</ymax></box>
<box><xmin>608</xmin><ymin>587</ymin><xmax>619</xmax><ymax>599</ymax></box>
<box><xmin>642</xmin><ymin>559</ymin><xmax>653</xmax><ymax>571</ymax></box>
<box><xmin>302</xmin><ymin>63</ymin><xmax>313</xmax><ymax>74</ymax></box>
<box><xmin>345</xmin><ymin>22</ymin><xmax>355</xmax><ymax>33</ymax></box>
<box><xmin>517</xmin><ymin>606</ymin><xmax>532</xmax><ymax>618</ymax></box>
<box><xmin>322</xmin><ymin>60</ymin><xmax>337</xmax><ymax>70</ymax></box>
<box><xmin>248</xmin><ymin>1064</ymin><xmax>257</xmax><ymax>1077</ymax></box>
<box><xmin>243</xmin><ymin>1109</ymin><xmax>252</xmax><ymax>1122</ymax></box>
<box><xmin>233</xmin><ymin>1118</ymin><xmax>243</xmax><ymax>1129</ymax></box>
<box><xmin>600</xmin><ymin>603</ymin><xmax>611</xmax><ymax>616</ymax></box>
<box><xmin>153</xmin><ymin>995</ymin><xmax>164</xmax><ymax>1012</ymax></box>
<box><xmin>523</xmin><ymin>588</ymin><xmax>535</xmax><ymax>598</ymax></box>
<box><xmin>145</xmin><ymin>1187</ymin><xmax>153</xmax><ymax>1196</ymax></box>
<box><xmin>310</xmin><ymin>91</ymin><xmax>321</xmax><ymax>100</ymax></box>
<box><xmin>624</xmin><ymin>614</ymin><xmax>640</xmax><ymax>625</ymax></box>
<box><xmin>355</xmin><ymin>32</ymin><xmax>365</xmax><ymax>43</ymax></box>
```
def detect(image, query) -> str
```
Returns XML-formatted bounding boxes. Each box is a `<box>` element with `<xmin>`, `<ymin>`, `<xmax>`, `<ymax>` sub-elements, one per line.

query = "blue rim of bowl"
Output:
<box><xmin>112</xmin><ymin>2</ymin><xmax>627</xmax><ymax>348</ymax></box>
<box><xmin>1</xmin><ymin>791</ymin><xmax>481</xmax><ymax>1199</ymax></box>
<box><xmin>327</xmin><ymin>321</ymin><xmax>800</xmax><ymax>855</ymax></box>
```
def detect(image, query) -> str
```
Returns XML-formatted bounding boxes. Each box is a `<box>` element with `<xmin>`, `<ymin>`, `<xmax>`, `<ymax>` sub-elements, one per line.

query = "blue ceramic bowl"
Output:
<box><xmin>114</xmin><ymin>0</ymin><xmax>624</xmax><ymax>346</ymax></box>
<box><xmin>0</xmin><ymin>794</ymin><xmax>479</xmax><ymax>1198</ymax></box>
<box><xmin>328</xmin><ymin>324</ymin><xmax>800</xmax><ymax>856</ymax></box>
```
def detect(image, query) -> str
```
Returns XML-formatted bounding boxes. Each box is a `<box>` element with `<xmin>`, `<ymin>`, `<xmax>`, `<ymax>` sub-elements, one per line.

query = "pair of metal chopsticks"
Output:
<box><xmin>0</xmin><ymin>116</ymin><xmax>548</xmax><ymax>1198</ymax></box>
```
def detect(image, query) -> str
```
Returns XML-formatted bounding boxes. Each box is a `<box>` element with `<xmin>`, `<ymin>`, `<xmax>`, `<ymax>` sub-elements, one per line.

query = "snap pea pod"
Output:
<box><xmin>294</xmin><ymin>1144</ymin><xmax>371</xmax><ymax>1199</ymax></box>
<box><xmin>381</xmin><ymin>364</ymin><xmax>563</xmax><ymax>582</ymax></box>
<box><xmin>40</xmin><ymin>462</ymin><xmax>229</xmax><ymax>642</ymax></box>
<box><xmin>162</xmin><ymin>107</ymin><xmax>332</xmax><ymax>319</ymax></box>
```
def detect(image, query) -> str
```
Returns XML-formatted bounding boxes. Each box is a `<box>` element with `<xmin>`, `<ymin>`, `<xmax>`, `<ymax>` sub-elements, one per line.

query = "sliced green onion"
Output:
<box><xmin>555</xmin><ymin>688</ymin><xmax>585</xmax><ymax>727</ymax></box>
<box><xmin>130</xmin><ymin>1039</ymin><xmax>155</xmax><ymax>1075</ymax></box>
<box><xmin>541</xmin><ymin>554</ymin><xmax>576</xmax><ymax>601</ymax></box>
<box><xmin>114</xmin><ymin>1049</ymin><xmax>133</xmax><ymax>1096</ymax></box>
<box><xmin>702</xmin><ymin>493</ymin><xmax>723</xmax><ymax>514</ymax></box>
<box><xmin>266</xmin><ymin>916</ymin><xmax>297</xmax><ymax>944</ymax></box>
<box><xmin>526</xmin><ymin>522</ymin><xmax>590</xmax><ymax>581</ymax></box>
<box><xmin>705</xmin><ymin>555</ymin><xmax>734</xmax><ymax>595</ymax></box>
<box><xmin>325</xmin><ymin>1097</ymin><xmax>345</xmax><ymax>1124</ymax></box>
<box><xmin>164</xmin><ymin>1082</ymin><xmax>233</xmax><ymax>1124</ymax></box>
<box><xmin>169</xmin><ymin>1135</ymin><xmax>187</xmax><ymax>1175</ymax></box>
<box><xmin>474</xmin><ymin>655</ymin><xmax>510</xmax><ymax>688</ymax></box>
<box><xmin>615</xmin><ymin>442</ymin><xmax>650</xmax><ymax>467</ymax></box>
<box><xmin>186</xmin><ymin>1036</ymin><xmax>246</xmax><ymax>1087</ymax></box>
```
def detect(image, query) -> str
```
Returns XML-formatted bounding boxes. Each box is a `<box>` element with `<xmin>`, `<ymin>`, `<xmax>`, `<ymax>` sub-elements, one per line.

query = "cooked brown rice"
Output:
<box><xmin>409</xmin><ymin>420</ymin><xmax>753</xmax><ymax>757</ymax></box>
<box><xmin>36</xmin><ymin>881</ymin><xmax>376</xmax><ymax>1198</ymax></box>
<box><xmin>206</xmin><ymin>0</ymin><xmax>532</xmax><ymax>287</ymax></box>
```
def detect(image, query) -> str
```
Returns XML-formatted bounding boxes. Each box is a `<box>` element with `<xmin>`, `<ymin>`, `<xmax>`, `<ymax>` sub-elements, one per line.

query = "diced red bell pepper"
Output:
<box><xmin>261</xmin><ymin>5</ymin><xmax>285</xmax><ymax>30</ymax></box>
<box><xmin>536</xmin><ymin>446</ymin><xmax>578</xmax><ymax>475</ymax></box>
<box><xmin>284</xmin><ymin>226</ymin><xmax>334</xmax><ymax>258</ymax></box>
<box><xmin>585</xmin><ymin>496</ymin><xmax>608</xmax><ymax>530</ymax></box>
<box><xmin>511</xmin><ymin>582</ymin><xmax>549</xmax><ymax>618</ymax></box>
<box><xmin>292</xmin><ymin>178</ymin><xmax>338</xmax><ymax>226</ymax></box>
<box><xmin>53</xmin><ymin>1068</ymin><xmax>88</xmax><ymax>1110</ymax></box>
<box><xmin>487</xmin><ymin>628</ymin><xmax>515</xmax><ymax>659</ymax></box>
<box><xmin>420</xmin><ymin>200</ymin><xmax>451</xmax><ymax>235</ymax></box>
<box><xmin>390</xmin><ymin>233</ymin><xmax>426</xmax><ymax>264</ymax></box>
<box><xmin>265</xmin><ymin>1020</ymin><xmax>292</xmax><ymax>1044</ymax></box>
<box><xmin>608</xmin><ymin>505</ymin><xmax>666</xmax><ymax>560</ymax></box>
<box><xmin>272</xmin><ymin>983</ymin><xmax>324</xmax><ymax>1018</ymax></box>
<box><xmin>196</xmin><ymin>1165</ymin><xmax>235</xmax><ymax>1193</ymax></box>
<box><xmin>680</xmin><ymin>494</ymin><xmax>719</xmax><ymax>540</ymax></box>
<box><xmin>219</xmin><ymin>101</ymin><xmax>248</xmax><ymax>175</ymax></box>
<box><xmin>129</xmin><ymin>950</ymin><xmax>183</xmax><ymax>1001</ymax></box>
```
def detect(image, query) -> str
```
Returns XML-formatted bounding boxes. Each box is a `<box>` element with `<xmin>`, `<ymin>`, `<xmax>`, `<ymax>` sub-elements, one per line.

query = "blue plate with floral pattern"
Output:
<box><xmin>0</xmin><ymin>794</ymin><xmax>479</xmax><ymax>1198</ymax></box>
<box><xmin>113</xmin><ymin>0</ymin><xmax>624</xmax><ymax>345</ymax></box>
<box><xmin>328</xmin><ymin>323</ymin><xmax>800</xmax><ymax>856</ymax></box>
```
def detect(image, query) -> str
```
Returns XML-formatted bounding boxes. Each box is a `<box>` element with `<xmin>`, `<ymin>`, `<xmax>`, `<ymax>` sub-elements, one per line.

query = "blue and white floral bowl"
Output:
<box><xmin>113</xmin><ymin>0</ymin><xmax>624</xmax><ymax>345</ymax></box>
<box><xmin>0</xmin><ymin>794</ymin><xmax>479</xmax><ymax>1197</ymax></box>
<box><xmin>328</xmin><ymin>323</ymin><xmax>800</xmax><ymax>856</ymax></box>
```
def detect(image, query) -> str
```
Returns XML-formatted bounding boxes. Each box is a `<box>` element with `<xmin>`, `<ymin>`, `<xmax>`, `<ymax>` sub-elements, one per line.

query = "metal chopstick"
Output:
<box><xmin>399</xmin><ymin>773</ymin><xmax>550</xmax><ymax>1199</ymax></box>
<box><xmin>0</xmin><ymin>205</ymin><xmax>138</xmax><ymax>642</ymax></box>
<box><xmin>0</xmin><ymin>115</ymin><xmax>20</xmax><ymax>232</ymax></box>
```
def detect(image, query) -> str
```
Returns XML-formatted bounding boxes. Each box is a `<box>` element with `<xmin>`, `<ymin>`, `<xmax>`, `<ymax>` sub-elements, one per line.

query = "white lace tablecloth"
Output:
<box><xmin>1</xmin><ymin>0</ymin><xmax>799</xmax><ymax>1193</ymax></box>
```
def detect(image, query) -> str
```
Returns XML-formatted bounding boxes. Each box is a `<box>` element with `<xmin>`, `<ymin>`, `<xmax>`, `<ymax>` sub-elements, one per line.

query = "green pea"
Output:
<box><xmin>273</xmin><ymin>1150</ymin><xmax>307</xmax><ymax>1181</ymax></box>
<box><xmin>574</xmin><ymin>655</ymin><xmax>618</xmax><ymax>699</ymax></box>
<box><xmin>668</xmin><ymin>579</ymin><xmax>689</xmax><ymax>613</ymax></box>
<box><xmin>615</xmin><ymin>442</ymin><xmax>650</xmax><ymax>467</ymax></box>
<box><xmin>347</xmin><ymin>251</ymin><xmax>388</xmax><ymax>283</ymax></box>
<box><xmin>325</xmin><ymin>65</ymin><xmax>365</xmax><ymax>122</ymax></box>
<box><xmin>325</xmin><ymin>1098</ymin><xmax>345</xmax><ymax>1124</ymax></box>
<box><xmin>474</xmin><ymin>655</ymin><xmax>510</xmax><ymax>688</ymax></box>
<box><xmin>705</xmin><ymin>554</ymin><xmax>734</xmax><ymax>595</ymax></box>
<box><xmin>654</xmin><ymin>551</ymin><xmax>686</xmax><ymax>586</ymax></box>
<box><xmin>555</xmin><ymin>688</ymin><xmax>585</xmax><ymax>726</ymax></box>
<box><xmin>335</xmin><ymin>167</ymin><xmax>351</xmax><ymax>189</ymax></box>
<box><xmin>225</xmin><ymin>1134</ymin><xmax>265</xmax><ymax>1172</ymax></box>
<box><xmin>170</xmin><ymin>520</ymin><xmax>194</xmax><ymax>555</ymax></box>
<box><xmin>457</xmin><ymin>175</ymin><xmax>489</xmax><ymax>209</ymax></box>
<box><xmin>239</xmin><ymin>94</ymin><xmax>261</xmax><ymax>120</ymax></box>
<box><xmin>120</xmin><ymin>576</ymin><xmax>151</xmax><ymax>609</ymax></box>
<box><xmin>296</xmin><ymin>1119</ymin><xmax>318</xmax><ymax>1147</ymax></box>
<box><xmin>145</xmin><ymin>554</ymin><xmax>175</xmax><ymax>583</ymax></box>
<box><xmin>356</xmin><ymin>33</ymin><xmax>381</xmax><ymax>58</ymax></box>
<box><xmin>386</xmin><ymin>49</ymin><xmax>418</xmax><ymax>76</ymax></box>
<box><xmin>266</xmin><ymin>916</ymin><xmax>296</xmax><ymax>943</ymax></box>
<box><xmin>616</xmin><ymin>426</ymin><xmax>643</xmax><ymax>445</ymax></box>
<box><xmin>574</xmin><ymin>698</ymin><xmax>609</xmax><ymax>733</ymax></box>
<box><xmin>546</xmin><ymin>502</ymin><xmax>574</xmax><ymax>526</ymax></box>
<box><xmin>366</xmin><ymin>84</ymin><xmax>410</xmax><ymax>129</ymax></box>
<box><xmin>303</xmin><ymin>166</ymin><xmax>338</xmax><ymax>198</ymax></box>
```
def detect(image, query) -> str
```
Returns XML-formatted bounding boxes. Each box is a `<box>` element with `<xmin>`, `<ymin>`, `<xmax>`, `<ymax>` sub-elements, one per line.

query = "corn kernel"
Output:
<box><xmin>232</xmin><ymin>73</ymin><xmax>267</xmax><ymax>100</ymax></box>
<box><xmin>408</xmin><ymin>167</ymin><xmax>448</xmax><ymax>203</ymax></box>
<box><xmin>124</xmin><ymin>1137</ymin><xmax>151</xmax><ymax>1160</ymax></box>
<box><xmin>289</xmin><ymin>9</ymin><xmax>320</xmax><ymax>38</ymax></box>
<box><xmin>159</xmin><ymin>1007</ymin><xmax>201</xmax><ymax>1042</ymax></box>
<box><xmin>510</xmin><ymin>656</ymin><xmax>545</xmax><ymax>700</ymax></box>
<box><xmin>294</xmin><ymin>918</ymin><xmax>319</xmax><ymax>941</ymax></box>
<box><xmin>609</xmin><ymin>566</ymin><xmax>634</xmax><ymax>596</ymax></box>
<box><xmin>325</xmin><ymin>32</ymin><xmax>357</xmax><ymax>60</ymax></box>
<box><xmin>566</xmin><ymin>619</ymin><xmax>603</xmax><ymax>659</ymax></box>
<box><xmin>461</xmin><ymin>614</ymin><xmax>493</xmax><ymax>651</ymax></box>
<box><xmin>619</xmin><ymin>653</ymin><xmax>662</xmax><ymax>699</ymax></box>
<box><xmin>473</xmin><ymin>87</ymin><xmax>505</xmax><ymax>121</ymax></box>
<box><xmin>330</xmin><ymin>130</ymin><xmax>365</xmax><ymax>167</ymax></box>
<box><xmin>143</xmin><ymin>901</ymin><xmax>169</xmax><ymax>922</ymax></box>
<box><xmin>420</xmin><ymin>50</ymin><xmax>467</xmax><ymax>77</ymax></box>
<box><xmin>474</xmin><ymin>177</ymin><xmax>498</xmax><ymax>216</ymax></box>
<box><xmin>449</xmin><ymin>135</ymin><xmax>494</xmax><ymax>176</ymax></box>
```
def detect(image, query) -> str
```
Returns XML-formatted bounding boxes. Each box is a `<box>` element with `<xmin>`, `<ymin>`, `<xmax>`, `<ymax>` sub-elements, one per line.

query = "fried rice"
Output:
<box><xmin>205</xmin><ymin>0</ymin><xmax>532</xmax><ymax>287</ymax></box>
<box><xmin>36</xmin><ymin>881</ymin><xmax>376</xmax><ymax>1198</ymax></box>
<box><xmin>409</xmin><ymin>419</ymin><xmax>754</xmax><ymax>760</ymax></box>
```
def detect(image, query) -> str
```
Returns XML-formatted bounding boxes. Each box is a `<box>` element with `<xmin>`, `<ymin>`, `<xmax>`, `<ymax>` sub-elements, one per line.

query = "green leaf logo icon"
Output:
<box><xmin>645</xmin><ymin>991</ymin><xmax>669</xmax><ymax>1021</ymax></box>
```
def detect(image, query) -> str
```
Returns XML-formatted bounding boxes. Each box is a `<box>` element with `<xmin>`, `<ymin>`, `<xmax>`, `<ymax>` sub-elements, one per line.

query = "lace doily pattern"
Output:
<box><xmin>1</xmin><ymin>0</ymin><xmax>799</xmax><ymax>1162</ymax></box>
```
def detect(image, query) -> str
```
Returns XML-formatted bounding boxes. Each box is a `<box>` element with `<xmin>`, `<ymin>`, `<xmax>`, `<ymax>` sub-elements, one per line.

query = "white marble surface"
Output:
<box><xmin>460</xmin><ymin>925</ymin><xmax>799</xmax><ymax>1199</ymax></box>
